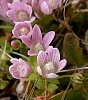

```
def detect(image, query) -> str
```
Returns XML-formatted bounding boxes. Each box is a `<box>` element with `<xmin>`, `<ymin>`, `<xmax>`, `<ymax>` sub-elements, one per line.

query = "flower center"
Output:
<box><xmin>43</xmin><ymin>61</ymin><xmax>56</xmax><ymax>74</ymax></box>
<box><xmin>33</xmin><ymin>43</ymin><xmax>44</xmax><ymax>54</ymax></box>
<box><xmin>16</xmin><ymin>10</ymin><xmax>29</xmax><ymax>21</ymax></box>
<box><xmin>19</xmin><ymin>27</ymin><xmax>29</xmax><ymax>35</ymax></box>
<box><xmin>17</xmin><ymin>66</ymin><xmax>24</xmax><ymax>73</ymax></box>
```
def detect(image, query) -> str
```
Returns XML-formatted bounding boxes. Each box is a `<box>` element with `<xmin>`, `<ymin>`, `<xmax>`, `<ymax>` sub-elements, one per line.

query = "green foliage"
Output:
<box><xmin>48</xmin><ymin>83</ymin><xmax>58</xmax><ymax>92</ymax></box>
<box><xmin>65</xmin><ymin>90</ymin><xmax>88</xmax><ymax>100</ymax></box>
<box><xmin>84</xmin><ymin>30</ymin><xmax>88</xmax><ymax>51</ymax></box>
<box><xmin>35</xmin><ymin>77</ymin><xmax>45</xmax><ymax>90</ymax></box>
<box><xmin>63</xmin><ymin>33</ymin><xmax>85</xmax><ymax>67</ymax></box>
<box><xmin>47</xmin><ymin>78</ymin><xmax>60</xmax><ymax>85</ymax></box>
<box><xmin>49</xmin><ymin>91</ymin><xmax>64</xmax><ymax>100</ymax></box>
<box><xmin>26</xmin><ymin>73</ymin><xmax>39</xmax><ymax>81</ymax></box>
<box><xmin>0</xmin><ymin>79</ymin><xmax>8</xmax><ymax>90</ymax></box>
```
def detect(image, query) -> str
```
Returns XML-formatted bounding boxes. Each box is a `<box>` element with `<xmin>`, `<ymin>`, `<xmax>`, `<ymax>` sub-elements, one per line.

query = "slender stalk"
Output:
<box><xmin>22</xmin><ymin>81</ymin><xmax>30</xmax><ymax>100</ymax></box>
<box><xmin>45</xmin><ymin>79</ymin><xmax>47</xmax><ymax>100</ymax></box>
<box><xmin>1</xmin><ymin>40</ymin><xmax>7</xmax><ymax>60</ymax></box>
<box><xmin>61</xmin><ymin>83</ymin><xmax>70</xmax><ymax>100</ymax></box>
<box><xmin>76</xmin><ymin>9</ymin><xmax>88</xmax><ymax>13</ymax></box>
<box><xmin>0</xmin><ymin>48</ymin><xmax>12</xmax><ymax>59</ymax></box>
<box><xmin>58</xmin><ymin>66</ymin><xmax>88</xmax><ymax>73</ymax></box>
<box><xmin>12</xmin><ymin>51</ymin><xmax>29</xmax><ymax>60</ymax></box>
<box><xmin>27</xmin><ymin>78</ymin><xmax>38</xmax><ymax>100</ymax></box>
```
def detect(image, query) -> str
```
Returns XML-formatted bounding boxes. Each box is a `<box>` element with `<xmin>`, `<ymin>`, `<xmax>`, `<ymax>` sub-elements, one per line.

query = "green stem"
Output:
<box><xmin>1</xmin><ymin>40</ymin><xmax>7</xmax><ymax>60</ymax></box>
<box><xmin>61</xmin><ymin>83</ymin><xmax>70</xmax><ymax>100</ymax></box>
<box><xmin>57</xmin><ymin>75</ymin><xmax>71</xmax><ymax>79</ymax></box>
<box><xmin>27</xmin><ymin>78</ymin><xmax>38</xmax><ymax>100</ymax></box>
<box><xmin>0</xmin><ymin>25</ymin><xmax>12</xmax><ymax>29</ymax></box>
<box><xmin>58</xmin><ymin>66</ymin><xmax>88</xmax><ymax>73</ymax></box>
<box><xmin>22</xmin><ymin>81</ymin><xmax>30</xmax><ymax>100</ymax></box>
<box><xmin>45</xmin><ymin>79</ymin><xmax>47</xmax><ymax>100</ymax></box>
<box><xmin>0</xmin><ymin>48</ymin><xmax>12</xmax><ymax>59</ymax></box>
<box><xmin>12</xmin><ymin>51</ymin><xmax>29</xmax><ymax>60</ymax></box>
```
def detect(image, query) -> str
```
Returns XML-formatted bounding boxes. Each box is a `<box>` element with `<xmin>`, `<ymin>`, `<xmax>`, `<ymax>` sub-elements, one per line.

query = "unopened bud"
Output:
<box><xmin>16</xmin><ymin>81</ymin><xmax>24</xmax><ymax>94</ymax></box>
<box><xmin>11</xmin><ymin>40</ymin><xmax>20</xmax><ymax>48</ymax></box>
<box><xmin>70</xmin><ymin>73</ymin><xmax>84</xmax><ymax>84</ymax></box>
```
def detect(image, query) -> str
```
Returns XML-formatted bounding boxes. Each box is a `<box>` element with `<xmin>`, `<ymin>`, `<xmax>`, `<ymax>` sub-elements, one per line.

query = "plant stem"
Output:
<box><xmin>27</xmin><ymin>78</ymin><xmax>38</xmax><ymax>100</ymax></box>
<box><xmin>45</xmin><ymin>79</ymin><xmax>47</xmax><ymax>100</ymax></box>
<box><xmin>12</xmin><ymin>51</ymin><xmax>29</xmax><ymax>60</ymax></box>
<box><xmin>58</xmin><ymin>66</ymin><xmax>88</xmax><ymax>73</ymax></box>
<box><xmin>1</xmin><ymin>40</ymin><xmax>7</xmax><ymax>60</ymax></box>
<box><xmin>61</xmin><ymin>83</ymin><xmax>70</xmax><ymax>100</ymax></box>
<box><xmin>22</xmin><ymin>81</ymin><xmax>30</xmax><ymax>100</ymax></box>
<box><xmin>0</xmin><ymin>48</ymin><xmax>12</xmax><ymax>59</ymax></box>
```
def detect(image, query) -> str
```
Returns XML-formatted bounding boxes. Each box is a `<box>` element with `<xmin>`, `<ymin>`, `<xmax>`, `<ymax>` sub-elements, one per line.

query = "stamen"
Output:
<box><xmin>16</xmin><ymin>10</ymin><xmax>29</xmax><ymax>21</ymax></box>
<box><xmin>33</xmin><ymin>43</ymin><xmax>44</xmax><ymax>54</ymax></box>
<box><xmin>19</xmin><ymin>27</ymin><xmax>29</xmax><ymax>35</ymax></box>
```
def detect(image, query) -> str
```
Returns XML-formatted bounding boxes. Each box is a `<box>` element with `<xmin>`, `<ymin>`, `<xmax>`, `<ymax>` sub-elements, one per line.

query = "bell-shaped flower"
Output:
<box><xmin>12</xmin><ymin>21</ymin><xmax>32</xmax><ymax>39</ymax></box>
<box><xmin>37</xmin><ymin>47</ymin><xmax>67</xmax><ymax>78</ymax></box>
<box><xmin>39</xmin><ymin>0</ymin><xmax>65</xmax><ymax>15</ymax></box>
<box><xmin>7</xmin><ymin>1</ymin><xmax>35</xmax><ymax>23</ymax></box>
<box><xmin>21</xmin><ymin>24</ymin><xmax>55</xmax><ymax>56</ymax></box>
<box><xmin>9</xmin><ymin>58</ymin><xmax>32</xmax><ymax>79</ymax></box>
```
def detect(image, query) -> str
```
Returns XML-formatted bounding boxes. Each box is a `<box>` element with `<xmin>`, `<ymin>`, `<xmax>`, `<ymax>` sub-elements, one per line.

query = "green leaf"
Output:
<box><xmin>35</xmin><ymin>77</ymin><xmax>45</xmax><ymax>90</ymax></box>
<box><xmin>26</xmin><ymin>73</ymin><xmax>39</xmax><ymax>81</ymax></box>
<box><xmin>47</xmin><ymin>78</ymin><xmax>60</xmax><ymax>84</ymax></box>
<box><xmin>65</xmin><ymin>90</ymin><xmax>88</xmax><ymax>100</ymax></box>
<box><xmin>84</xmin><ymin>30</ymin><xmax>88</xmax><ymax>51</ymax></box>
<box><xmin>63</xmin><ymin>33</ymin><xmax>84</xmax><ymax>67</ymax></box>
<box><xmin>0</xmin><ymin>79</ymin><xmax>8</xmax><ymax>90</ymax></box>
<box><xmin>48</xmin><ymin>83</ymin><xmax>58</xmax><ymax>92</ymax></box>
<box><xmin>29</xmin><ymin>56</ymin><xmax>37</xmax><ymax>72</ymax></box>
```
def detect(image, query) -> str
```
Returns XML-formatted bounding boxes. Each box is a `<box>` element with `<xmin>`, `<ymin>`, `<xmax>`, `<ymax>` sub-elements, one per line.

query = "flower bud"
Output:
<box><xmin>70</xmin><ymin>73</ymin><xmax>84</xmax><ymax>84</ymax></box>
<box><xmin>11</xmin><ymin>40</ymin><xmax>20</xmax><ymax>48</ymax></box>
<box><xmin>16</xmin><ymin>81</ymin><xmax>24</xmax><ymax>94</ymax></box>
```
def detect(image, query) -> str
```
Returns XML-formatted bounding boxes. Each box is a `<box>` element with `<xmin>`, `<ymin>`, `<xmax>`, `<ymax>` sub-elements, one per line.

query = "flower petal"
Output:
<box><xmin>28</xmin><ymin>50</ymin><xmax>37</xmax><ymax>56</ymax></box>
<box><xmin>37</xmin><ymin>66</ymin><xmax>42</xmax><ymax>76</ymax></box>
<box><xmin>10</xmin><ymin>58</ymin><xmax>19</xmax><ymax>64</ymax></box>
<box><xmin>46</xmin><ymin>48</ymin><xmax>60</xmax><ymax>62</ymax></box>
<box><xmin>57</xmin><ymin>59</ymin><xmax>67</xmax><ymax>72</ymax></box>
<box><xmin>45</xmin><ymin>73</ymin><xmax>58</xmax><ymax>78</ymax></box>
<box><xmin>21</xmin><ymin>35</ymin><xmax>33</xmax><ymax>49</ymax></box>
<box><xmin>40</xmin><ymin>1</ymin><xmax>50</xmax><ymax>15</ymax></box>
<box><xmin>43</xmin><ymin>31</ymin><xmax>55</xmax><ymax>48</ymax></box>
<box><xmin>32</xmin><ymin>24</ymin><xmax>42</xmax><ymax>42</ymax></box>
<box><xmin>37</xmin><ymin>50</ymin><xmax>46</xmax><ymax>67</ymax></box>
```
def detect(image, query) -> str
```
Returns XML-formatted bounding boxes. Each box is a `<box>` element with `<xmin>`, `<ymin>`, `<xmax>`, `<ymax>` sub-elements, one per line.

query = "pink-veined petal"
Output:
<box><xmin>28</xmin><ymin>50</ymin><xmax>37</xmax><ymax>56</ymax></box>
<box><xmin>37</xmin><ymin>66</ymin><xmax>42</xmax><ymax>76</ymax></box>
<box><xmin>43</xmin><ymin>31</ymin><xmax>55</xmax><ymax>48</ymax></box>
<box><xmin>57</xmin><ymin>59</ymin><xmax>67</xmax><ymax>71</ymax></box>
<box><xmin>10</xmin><ymin>58</ymin><xmax>19</xmax><ymax>64</ymax></box>
<box><xmin>37</xmin><ymin>50</ymin><xmax>46</xmax><ymax>67</ymax></box>
<box><xmin>46</xmin><ymin>48</ymin><xmax>60</xmax><ymax>62</ymax></box>
<box><xmin>32</xmin><ymin>24</ymin><xmax>42</xmax><ymax>42</ymax></box>
<box><xmin>40</xmin><ymin>1</ymin><xmax>50</xmax><ymax>15</ymax></box>
<box><xmin>21</xmin><ymin>35</ymin><xmax>33</xmax><ymax>49</ymax></box>
<box><xmin>45</xmin><ymin>73</ymin><xmax>58</xmax><ymax>78</ymax></box>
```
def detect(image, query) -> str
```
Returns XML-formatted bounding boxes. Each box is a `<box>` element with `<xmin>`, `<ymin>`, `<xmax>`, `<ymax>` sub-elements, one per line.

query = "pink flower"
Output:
<box><xmin>37</xmin><ymin>47</ymin><xmax>67</xmax><ymax>78</ymax></box>
<box><xmin>39</xmin><ymin>0</ymin><xmax>65</xmax><ymax>15</ymax></box>
<box><xmin>21</xmin><ymin>24</ymin><xmax>55</xmax><ymax>56</ymax></box>
<box><xmin>21</xmin><ymin>0</ymin><xmax>42</xmax><ymax>19</ymax></box>
<box><xmin>12</xmin><ymin>21</ymin><xmax>32</xmax><ymax>39</ymax></box>
<box><xmin>9</xmin><ymin>58</ymin><xmax>32</xmax><ymax>79</ymax></box>
<box><xmin>0</xmin><ymin>0</ymin><xmax>12</xmax><ymax>22</ymax></box>
<box><xmin>7</xmin><ymin>1</ymin><xmax>34</xmax><ymax>23</ymax></box>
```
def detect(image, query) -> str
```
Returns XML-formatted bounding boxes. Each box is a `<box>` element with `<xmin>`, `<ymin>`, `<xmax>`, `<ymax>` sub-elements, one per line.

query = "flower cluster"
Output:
<box><xmin>5</xmin><ymin>0</ymin><xmax>67</xmax><ymax>80</ymax></box>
